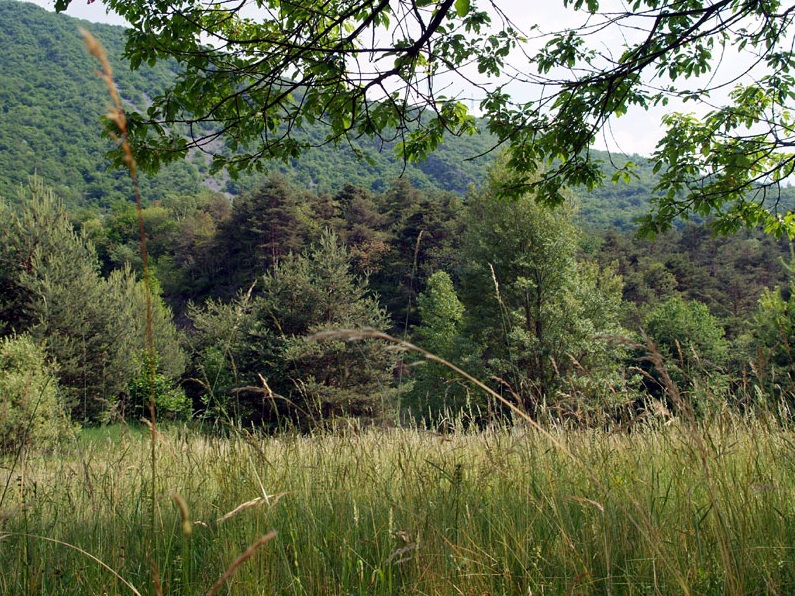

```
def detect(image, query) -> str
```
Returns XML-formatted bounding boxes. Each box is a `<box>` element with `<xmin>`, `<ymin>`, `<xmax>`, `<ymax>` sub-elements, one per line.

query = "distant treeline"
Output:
<box><xmin>2</xmin><ymin>173</ymin><xmax>794</xmax><ymax>444</ymax></box>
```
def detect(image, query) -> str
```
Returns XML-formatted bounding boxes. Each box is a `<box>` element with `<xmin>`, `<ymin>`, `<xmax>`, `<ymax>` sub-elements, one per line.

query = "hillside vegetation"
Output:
<box><xmin>1</xmin><ymin>0</ymin><xmax>699</xmax><ymax>230</ymax></box>
<box><xmin>0</xmin><ymin>0</ymin><xmax>207</xmax><ymax>206</ymax></box>
<box><xmin>0</xmin><ymin>0</ymin><xmax>496</xmax><ymax>205</ymax></box>
<box><xmin>0</xmin><ymin>0</ymin><xmax>793</xmax><ymax>428</ymax></box>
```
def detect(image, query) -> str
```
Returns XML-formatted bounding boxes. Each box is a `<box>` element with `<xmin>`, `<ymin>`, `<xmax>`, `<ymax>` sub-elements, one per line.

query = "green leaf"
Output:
<box><xmin>454</xmin><ymin>0</ymin><xmax>471</xmax><ymax>18</ymax></box>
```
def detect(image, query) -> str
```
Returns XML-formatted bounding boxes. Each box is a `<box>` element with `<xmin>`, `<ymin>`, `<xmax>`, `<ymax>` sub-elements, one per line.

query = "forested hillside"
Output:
<box><xmin>0</xmin><ymin>0</ymin><xmax>499</xmax><ymax>205</ymax></box>
<box><xmin>0</xmin><ymin>0</ymin><xmax>209</xmax><ymax>206</ymax></box>
<box><xmin>1</xmin><ymin>0</ymin><xmax>691</xmax><ymax>229</ymax></box>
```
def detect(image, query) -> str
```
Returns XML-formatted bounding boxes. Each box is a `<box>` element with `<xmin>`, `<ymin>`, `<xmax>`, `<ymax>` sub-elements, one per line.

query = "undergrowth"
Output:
<box><xmin>2</xmin><ymin>419</ymin><xmax>795</xmax><ymax>594</ymax></box>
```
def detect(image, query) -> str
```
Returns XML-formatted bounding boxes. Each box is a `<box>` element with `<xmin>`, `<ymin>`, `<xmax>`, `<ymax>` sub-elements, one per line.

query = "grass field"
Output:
<box><xmin>2</xmin><ymin>417</ymin><xmax>795</xmax><ymax>595</ymax></box>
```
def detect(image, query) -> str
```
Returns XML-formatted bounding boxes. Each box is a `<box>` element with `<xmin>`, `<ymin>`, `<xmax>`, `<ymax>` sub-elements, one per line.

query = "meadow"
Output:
<box><xmin>2</xmin><ymin>416</ymin><xmax>795</xmax><ymax>595</ymax></box>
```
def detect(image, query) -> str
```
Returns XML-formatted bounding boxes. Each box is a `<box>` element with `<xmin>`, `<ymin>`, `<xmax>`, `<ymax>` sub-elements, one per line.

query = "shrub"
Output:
<box><xmin>642</xmin><ymin>297</ymin><xmax>729</xmax><ymax>415</ymax></box>
<box><xmin>0</xmin><ymin>334</ymin><xmax>71</xmax><ymax>454</ymax></box>
<box><xmin>127</xmin><ymin>352</ymin><xmax>191</xmax><ymax>421</ymax></box>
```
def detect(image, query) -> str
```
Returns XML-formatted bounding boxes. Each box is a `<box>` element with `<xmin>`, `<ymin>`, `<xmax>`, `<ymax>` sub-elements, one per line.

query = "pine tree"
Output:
<box><xmin>187</xmin><ymin>229</ymin><xmax>404</xmax><ymax>427</ymax></box>
<box><xmin>212</xmin><ymin>176</ymin><xmax>315</xmax><ymax>295</ymax></box>
<box><xmin>0</xmin><ymin>181</ymin><xmax>185</xmax><ymax>422</ymax></box>
<box><xmin>262</xmin><ymin>229</ymin><xmax>403</xmax><ymax>426</ymax></box>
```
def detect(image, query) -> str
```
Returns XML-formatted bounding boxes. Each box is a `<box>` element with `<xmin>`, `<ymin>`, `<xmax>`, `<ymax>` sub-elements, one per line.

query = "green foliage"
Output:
<box><xmin>0</xmin><ymin>0</ymin><xmax>204</xmax><ymax>207</ymax></box>
<box><xmin>127</xmin><ymin>352</ymin><xmax>190</xmax><ymax>421</ymax></box>
<box><xmin>160</xmin><ymin>176</ymin><xmax>468</xmax><ymax>331</ymax></box>
<box><xmin>212</xmin><ymin>176</ymin><xmax>318</xmax><ymax>294</ymax></box>
<box><xmin>459</xmin><ymin>168</ymin><xmax>626</xmax><ymax>413</ymax></box>
<box><xmin>2</xmin><ymin>181</ymin><xmax>133</xmax><ymax>419</ymax></box>
<box><xmin>404</xmin><ymin>271</ymin><xmax>481</xmax><ymax>422</ymax></box>
<box><xmin>0</xmin><ymin>0</ymin><xmax>502</xmax><ymax>207</ymax></box>
<box><xmin>645</xmin><ymin>297</ymin><xmax>729</xmax><ymax>367</ymax></box>
<box><xmin>595</xmin><ymin>225</ymin><xmax>791</xmax><ymax>336</ymax></box>
<box><xmin>187</xmin><ymin>229</ymin><xmax>403</xmax><ymax>427</ymax></box>
<box><xmin>748</xmin><ymin>278</ymin><xmax>795</xmax><ymax>410</ymax></box>
<box><xmin>575</xmin><ymin>154</ymin><xmax>665</xmax><ymax>231</ymax></box>
<box><xmin>264</xmin><ymin>230</ymin><xmax>403</xmax><ymax>425</ymax></box>
<box><xmin>112</xmin><ymin>269</ymin><xmax>188</xmax><ymax>420</ymax></box>
<box><xmin>16</xmin><ymin>0</ymin><xmax>795</xmax><ymax>238</ymax></box>
<box><xmin>184</xmin><ymin>292</ymin><xmax>258</xmax><ymax>421</ymax></box>
<box><xmin>0</xmin><ymin>334</ymin><xmax>70</xmax><ymax>455</ymax></box>
<box><xmin>646</xmin><ymin>78</ymin><xmax>795</xmax><ymax>238</ymax></box>
<box><xmin>0</xmin><ymin>180</ymin><xmax>185</xmax><ymax>422</ymax></box>
<box><xmin>229</xmin><ymin>129</ymin><xmax>498</xmax><ymax>197</ymax></box>
<box><xmin>416</xmin><ymin>271</ymin><xmax>465</xmax><ymax>353</ymax></box>
<box><xmin>370</xmin><ymin>178</ymin><xmax>465</xmax><ymax>326</ymax></box>
<box><xmin>643</xmin><ymin>297</ymin><xmax>729</xmax><ymax>413</ymax></box>
<box><xmin>49</xmin><ymin>0</ymin><xmax>795</xmax><ymax>236</ymax></box>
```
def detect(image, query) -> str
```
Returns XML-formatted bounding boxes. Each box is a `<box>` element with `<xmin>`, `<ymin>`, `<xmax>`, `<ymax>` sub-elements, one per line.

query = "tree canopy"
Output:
<box><xmin>60</xmin><ymin>0</ymin><xmax>795</xmax><ymax>237</ymax></box>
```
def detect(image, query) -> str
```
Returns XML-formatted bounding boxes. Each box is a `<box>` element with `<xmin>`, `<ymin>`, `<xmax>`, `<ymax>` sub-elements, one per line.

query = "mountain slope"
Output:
<box><xmin>0</xmin><ymin>1</ymin><xmax>501</xmax><ymax>204</ymax></box>
<box><xmin>0</xmin><ymin>0</ymin><xmax>709</xmax><ymax>231</ymax></box>
<box><xmin>0</xmin><ymin>0</ymin><xmax>208</xmax><ymax>207</ymax></box>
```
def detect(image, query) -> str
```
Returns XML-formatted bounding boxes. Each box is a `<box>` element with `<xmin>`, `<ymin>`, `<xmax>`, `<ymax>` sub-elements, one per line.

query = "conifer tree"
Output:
<box><xmin>187</xmin><ymin>229</ymin><xmax>403</xmax><ymax>427</ymax></box>
<box><xmin>212</xmin><ymin>176</ymin><xmax>315</xmax><ymax>295</ymax></box>
<box><xmin>261</xmin><ymin>229</ymin><xmax>403</xmax><ymax>426</ymax></box>
<box><xmin>0</xmin><ymin>181</ymin><xmax>185</xmax><ymax>421</ymax></box>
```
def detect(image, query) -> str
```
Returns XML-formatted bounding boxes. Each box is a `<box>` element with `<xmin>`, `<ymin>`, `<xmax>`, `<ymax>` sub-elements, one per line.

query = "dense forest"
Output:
<box><xmin>3</xmin><ymin>0</ymin><xmax>795</xmax><ymax>442</ymax></box>
<box><xmin>0</xmin><ymin>0</ymin><xmax>500</xmax><ymax>205</ymax></box>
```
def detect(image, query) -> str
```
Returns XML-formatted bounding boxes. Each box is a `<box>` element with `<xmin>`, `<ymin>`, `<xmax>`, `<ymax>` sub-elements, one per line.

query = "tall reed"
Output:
<box><xmin>81</xmin><ymin>29</ymin><xmax>159</xmax><ymax>552</ymax></box>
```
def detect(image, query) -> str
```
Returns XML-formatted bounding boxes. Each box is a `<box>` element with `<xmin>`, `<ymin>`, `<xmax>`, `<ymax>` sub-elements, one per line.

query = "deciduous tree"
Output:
<box><xmin>459</xmin><ymin>168</ymin><xmax>624</xmax><ymax>414</ymax></box>
<box><xmin>59</xmin><ymin>0</ymin><xmax>795</xmax><ymax>236</ymax></box>
<box><xmin>0</xmin><ymin>334</ymin><xmax>71</xmax><ymax>455</ymax></box>
<box><xmin>404</xmin><ymin>270</ymin><xmax>482</xmax><ymax>423</ymax></box>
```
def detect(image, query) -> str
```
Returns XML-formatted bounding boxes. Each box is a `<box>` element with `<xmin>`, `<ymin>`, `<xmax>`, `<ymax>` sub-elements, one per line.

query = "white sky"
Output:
<box><xmin>25</xmin><ymin>0</ymin><xmax>124</xmax><ymax>25</ymax></box>
<box><xmin>22</xmin><ymin>0</ymin><xmax>747</xmax><ymax>158</ymax></box>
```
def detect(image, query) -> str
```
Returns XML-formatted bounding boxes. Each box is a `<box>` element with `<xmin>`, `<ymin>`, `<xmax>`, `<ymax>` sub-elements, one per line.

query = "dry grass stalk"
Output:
<box><xmin>215</xmin><ymin>491</ymin><xmax>287</xmax><ymax>525</ymax></box>
<box><xmin>215</xmin><ymin>497</ymin><xmax>264</xmax><ymax>524</ymax></box>
<box><xmin>205</xmin><ymin>531</ymin><xmax>277</xmax><ymax>596</ymax></box>
<box><xmin>171</xmin><ymin>493</ymin><xmax>192</xmax><ymax>536</ymax></box>
<box><xmin>81</xmin><ymin>27</ymin><xmax>159</xmax><ymax>548</ymax></box>
<box><xmin>150</xmin><ymin>561</ymin><xmax>163</xmax><ymax>596</ymax></box>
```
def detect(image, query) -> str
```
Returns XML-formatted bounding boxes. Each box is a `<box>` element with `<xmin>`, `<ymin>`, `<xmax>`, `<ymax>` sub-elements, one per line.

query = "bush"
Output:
<box><xmin>127</xmin><ymin>352</ymin><xmax>191</xmax><ymax>421</ymax></box>
<box><xmin>645</xmin><ymin>297</ymin><xmax>728</xmax><ymax>367</ymax></box>
<box><xmin>0</xmin><ymin>334</ymin><xmax>71</xmax><ymax>454</ymax></box>
<box><xmin>642</xmin><ymin>297</ymin><xmax>729</xmax><ymax>415</ymax></box>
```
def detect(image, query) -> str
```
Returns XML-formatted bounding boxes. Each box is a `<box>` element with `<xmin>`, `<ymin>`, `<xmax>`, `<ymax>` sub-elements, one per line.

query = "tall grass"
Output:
<box><xmin>2</xmin><ymin>419</ymin><xmax>795</xmax><ymax>593</ymax></box>
<box><xmin>80</xmin><ymin>28</ymin><xmax>161</xmax><ymax>560</ymax></box>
